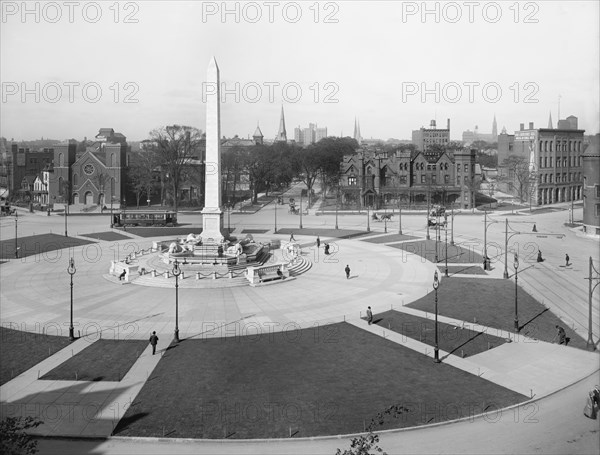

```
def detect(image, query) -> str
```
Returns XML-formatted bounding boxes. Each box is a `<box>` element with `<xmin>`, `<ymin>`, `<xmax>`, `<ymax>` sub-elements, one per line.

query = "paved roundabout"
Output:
<box><xmin>0</xmin><ymin>234</ymin><xmax>437</xmax><ymax>340</ymax></box>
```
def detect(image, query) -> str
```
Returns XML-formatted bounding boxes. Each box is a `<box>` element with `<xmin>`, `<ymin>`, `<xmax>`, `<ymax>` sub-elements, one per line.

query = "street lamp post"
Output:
<box><xmin>450</xmin><ymin>204</ymin><xmax>455</xmax><ymax>245</ymax></box>
<box><xmin>514</xmin><ymin>253</ymin><xmax>519</xmax><ymax>333</ymax></box>
<box><xmin>426</xmin><ymin>185</ymin><xmax>431</xmax><ymax>240</ymax></box>
<box><xmin>299</xmin><ymin>194</ymin><xmax>303</xmax><ymax>229</ymax></box>
<box><xmin>274</xmin><ymin>198</ymin><xmax>278</xmax><ymax>233</ymax></box>
<box><xmin>586</xmin><ymin>256</ymin><xmax>599</xmax><ymax>350</ymax></box>
<box><xmin>335</xmin><ymin>187</ymin><xmax>339</xmax><ymax>230</ymax></box>
<box><xmin>398</xmin><ymin>206</ymin><xmax>402</xmax><ymax>235</ymax></box>
<box><xmin>444</xmin><ymin>213</ymin><xmax>449</xmax><ymax>277</ymax></box>
<box><xmin>434</xmin><ymin>213</ymin><xmax>439</xmax><ymax>265</ymax></box>
<box><xmin>64</xmin><ymin>201</ymin><xmax>68</xmax><ymax>237</ymax></box>
<box><xmin>172</xmin><ymin>260</ymin><xmax>181</xmax><ymax>342</ymax></box>
<box><xmin>67</xmin><ymin>258</ymin><xmax>76</xmax><ymax>341</ymax></box>
<box><xmin>367</xmin><ymin>205</ymin><xmax>370</xmax><ymax>232</ymax></box>
<box><xmin>384</xmin><ymin>209</ymin><xmax>388</xmax><ymax>233</ymax></box>
<box><xmin>433</xmin><ymin>270</ymin><xmax>440</xmax><ymax>363</ymax></box>
<box><xmin>14</xmin><ymin>211</ymin><xmax>18</xmax><ymax>259</ymax></box>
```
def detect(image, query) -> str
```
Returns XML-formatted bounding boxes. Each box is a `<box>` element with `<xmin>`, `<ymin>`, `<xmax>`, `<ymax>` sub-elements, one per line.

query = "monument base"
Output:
<box><xmin>201</xmin><ymin>210</ymin><xmax>226</xmax><ymax>243</ymax></box>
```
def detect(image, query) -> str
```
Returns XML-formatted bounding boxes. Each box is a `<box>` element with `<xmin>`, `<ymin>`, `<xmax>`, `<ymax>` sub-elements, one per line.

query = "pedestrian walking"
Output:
<box><xmin>345</xmin><ymin>264</ymin><xmax>350</xmax><ymax>279</ymax></box>
<box><xmin>532</xmin><ymin>223</ymin><xmax>537</xmax><ymax>232</ymax></box>
<box><xmin>324</xmin><ymin>243</ymin><xmax>330</xmax><ymax>255</ymax></box>
<box><xmin>316</xmin><ymin>236</ymin><xmax>321</xmax><ymax>248</ymax></box>
<box><xmin>149</xmin><ymin>331</ymin><xmax>159</xmax><ymax>355</ymax></box>
<box><xmin>565</xmin><ymin>253</ymin><xmax>570</xmax><ymax>266</ymax></box>
<box><xmin>537</xmin><ymin>250</ymin><xmax>544</xmax><ymax>262</ymax></box>
<box><xmin>290</xmin><ymin>232</ymin><xmax>296</xmax><ymax>242</ymax></box>
<box><xmin>367</xmin><ymin>306</ymin><xmax>373</xmax><ymax>325</ymax></box>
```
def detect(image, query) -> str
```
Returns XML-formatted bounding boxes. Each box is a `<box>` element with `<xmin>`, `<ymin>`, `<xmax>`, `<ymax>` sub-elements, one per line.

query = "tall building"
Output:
<box><xmin>275</xmin><ymin>105</ymin><xmax>287</xmax><ymax>143</ymax></box>
<box><xmin>294</xmin><ymin>123</ymin><xmax>327</xmax><ymax>146</ymax></box>
<box><xmin>315</xmin><ymin>127</ymin><xmax>328</xmax><ymax>143</ymax></box>
<box><xmin>497</xmin><ymin>116</ymin><xmax>585</xmax><ymax>206</ymax></box>
<box><xmin>582</xmin><ymin>134</ymin><xmax>600</xmax><ymax>235</ymax></box>
<box><xmin>412</xmin><ymin>119</ymin><xmax>450</xmax><ymax>151</ymax></box>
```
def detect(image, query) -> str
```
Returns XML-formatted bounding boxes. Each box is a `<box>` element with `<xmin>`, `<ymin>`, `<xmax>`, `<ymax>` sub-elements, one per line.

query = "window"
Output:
<box><xmin>457</xmin><ymin>164</ymin><xmax>461</xmax><ymax>173</ymax></box>
<box><xmin>421</xmin><ymin>175</ymin><xmax>426</xmax><ymax>184</ymax></box>
<box><xmin>73</xmin><ymin>173</ymin><xmax>78</xmax><ymax>186</ymax></box>
<box><xmin>596</xmin><ymin>185</ymin><xmax>600</xmax><ymax>198</ymax></box>
<box><xmin>556</xmin><ymin>174</ymin><xmax>560</xmax><ymax>183</ymax></box>
<box><xmin>445</xmin><ymin>175</ymin><xmax>449</xmax><ymax>184</ymax></box>
<box><xmin>348</xmin><ymin>176</ymin><xmax>357</xmax><ymax>186</ymax></box>
<box><xmin>464</xmin><ymin>164</ymin><xmax>468</xmax><ymax>172</ymax></box>
<box><xmin>596</xmin><ymin>204</ymin><xmax>600</xmax><ymax>217</ymax></box>
<box><xmin>432</xmin><ymin>174</ymin><xmax>437</xmax><ymax>184</ymax></box>
<box><xmin>549</xmin><ymin>157</ymin><xmax>553</xmax><ymax>167</ymax></box>
<box><xmin>544</xmin><ymin>157</ymin><xmax>547</xmax><ymax>167</ymax></box>
<box><xmin>457</xmin><ymin>176</ymin><xmax>461</xmax><ymax>185</ymax></box>
<box><xmin>58</xmin><ymin>153</ymin><xmax>64</xmax><ymax>166</ymax></box>
<box><xmin>539</xmin><ymin>157</ymin><xmax>543</xmax><ymax>168</ymax></box>
<box><xmin>399</xmin><ymin>176</ymin><xmax>407</xmax><ymax>184</ymax></box>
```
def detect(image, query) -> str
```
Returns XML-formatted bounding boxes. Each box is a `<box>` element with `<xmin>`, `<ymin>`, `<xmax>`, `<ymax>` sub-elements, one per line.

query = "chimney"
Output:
<box><xmin>520</xmin><ymin>123</ymin><xmax>524</xmax><ymax>131</ymax></box>
<box><xmin>430</xmin><ymin>120</ymin><xmax>436</xmax><ymax>129</ymax></box>
<box><xmin>447</xmin><ymin>118</ymin><xmax>450</xmax><ymax>130</ymax></box>
<box><xmin>529</xmin><ymin>122</ymin><xmax>534</xmax><ymax>129</ymax></box>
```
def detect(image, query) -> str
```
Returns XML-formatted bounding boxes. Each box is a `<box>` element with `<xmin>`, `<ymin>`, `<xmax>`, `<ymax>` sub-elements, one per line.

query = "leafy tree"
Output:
<box><xmin>146</xmin><ymin>125</ymin><xmax>203</xmax><ymax>212</ymax></box>
<box><xmin>0</xmin><ymin>416</ymin><xmax>42</xmax><ymax>455</ymax></box>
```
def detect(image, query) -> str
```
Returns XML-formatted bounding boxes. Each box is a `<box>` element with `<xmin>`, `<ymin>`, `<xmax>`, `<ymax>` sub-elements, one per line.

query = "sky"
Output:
<box><xmin>1</xmin><ymin>0</ymin><xmax>599</xmax><ymax>142</ymax></box>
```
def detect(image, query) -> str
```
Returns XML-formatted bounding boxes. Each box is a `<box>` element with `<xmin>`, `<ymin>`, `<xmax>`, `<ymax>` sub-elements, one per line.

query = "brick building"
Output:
<box><xmin>582</xmin><ymin>134</ymin><xmax>600</xmax><ymax>235</ymax></box>
<box><xmin>339</xmin><ymin>146</ymin><xmax>477</xmax><ymax>210</ymax></box>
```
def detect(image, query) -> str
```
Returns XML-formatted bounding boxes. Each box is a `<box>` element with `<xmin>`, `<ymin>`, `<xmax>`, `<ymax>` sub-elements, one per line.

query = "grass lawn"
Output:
<box><xmin>388</xmin><ymin>240</ymin><xmax>484</xmax><ymax>264</ymax></box>
<box><xmin>407</xmin><ymin>277</ymin><xmax>587</xmax><ymax>349</ymax></box>
<box><xmin>361</xmin><ymin>234</ymin><xmax>418</xmax><ymax>244</ymax></box>
<box><xmin>41</xmin><ymin>340</ymin><xmax>148</xmax><ymax>382</ymax></box>
<box><xmin>119</xmin><ymin>227</ymin><xmax>203</xmax><ymax>238</ymax></box>
<box><xmin>0</xmin><ymin>234</ymin><xmax>95</xmax><ymax>260</ymax></box>
<box><xmin>372</xmin><ymin>310</ymin><xmax>507</xmax><ymax>358</ymax></box>
<box><xmin>80</xmin><ymin>231</ymin><xmax>132</xmax><ymax>241</ymax></box>
<box><xmin>114</xmin><ymin>323</ymin><xmax>526</xmax><ymax>439</ymax></box>
<box><xmin>0</xmin><ymin>326</ymin><xmax>72</xmax><ymax>386</ymax></box>
<box><xmin>446</xmin><ymin>265</ymin><xmax>487</xmax><ymax>275</ymax></box>
<box><xmin>275</xmin><ymin>228</ymin><xmax>368</xmax><ymax>239</ymax></box>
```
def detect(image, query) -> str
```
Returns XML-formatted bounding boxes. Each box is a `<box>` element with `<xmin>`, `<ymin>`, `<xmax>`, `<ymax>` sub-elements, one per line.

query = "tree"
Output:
<box><xmin>127</xmin><ymin>151</ymin><xmax>159</xmax><ymax>208</ymax></box>
<box><xmin>0</xmin><ymin>416</ymin><xmax>42</xmax><ymax>455</ymax></box>
<box><xmin>501</xmin><ymin>155</ymin><xmax>537</xmax><ymax>203</ymax></box>
<box><xmin>146</xmin><ymin>125</ymin><xmax>203</xmax><ymax>212</ymax></box>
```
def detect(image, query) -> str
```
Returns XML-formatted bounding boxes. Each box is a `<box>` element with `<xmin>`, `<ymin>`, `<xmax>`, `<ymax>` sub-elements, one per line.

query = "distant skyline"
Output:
<box><xmin>1</xmin><ymin>1</ymin><xmax>599</xmax><ymax>142</ymax></box>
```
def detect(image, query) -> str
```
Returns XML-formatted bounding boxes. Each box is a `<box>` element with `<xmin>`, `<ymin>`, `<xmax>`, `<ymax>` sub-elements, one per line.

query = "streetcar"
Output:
<box><xmin>112</xmin><ymin>211</ymin><xmax>177</xmax><ymax>227</ymax></box>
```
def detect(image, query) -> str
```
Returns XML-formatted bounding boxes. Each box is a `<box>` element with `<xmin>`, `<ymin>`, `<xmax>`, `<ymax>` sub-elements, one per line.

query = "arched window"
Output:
<box><xmin>111</xmin><ymin>153</ymin><xmax>117</xmax><ymax>167</ymax></box>
<box><xmin>58</xmin><ymin>153</ymin><xmax>64</xmax><ymax>167</ymax></box>
<box><xmin>73</xmin><ymin>173</ymin><xmax>78</xmax><ymax>186</ymax></box>
<box><xmin>58</xmin><ymin>177</ymin><xmax>64</xmax><ymax>195</ymax></box>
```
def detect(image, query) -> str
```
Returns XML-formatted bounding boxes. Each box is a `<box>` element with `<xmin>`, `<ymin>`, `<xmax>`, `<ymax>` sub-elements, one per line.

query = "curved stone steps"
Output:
<box><xmin>287</xmin><ymin>256</ymin><xmax>313</xmax><ymax>276</ymax></box>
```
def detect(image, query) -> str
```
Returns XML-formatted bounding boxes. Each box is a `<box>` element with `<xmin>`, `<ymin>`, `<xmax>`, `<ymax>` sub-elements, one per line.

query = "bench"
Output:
<box><xmin>246</xmin><ymin>263</ymin><xmax>289</xmax><ymax>285</ymax></box>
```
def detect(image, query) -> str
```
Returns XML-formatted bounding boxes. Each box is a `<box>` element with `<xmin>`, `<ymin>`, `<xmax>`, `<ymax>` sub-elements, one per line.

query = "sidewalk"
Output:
<box><xmin>0</xmin><ymin>334</ymin><xmax>171</xmax><ymax>437</ymax></box>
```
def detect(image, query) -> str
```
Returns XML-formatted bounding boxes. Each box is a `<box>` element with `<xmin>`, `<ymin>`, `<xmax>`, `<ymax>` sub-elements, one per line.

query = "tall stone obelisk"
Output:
<box><xmin>201</xmin><ymin>57</ymin><xmax>225</xmax><ymax>243</ymax></box>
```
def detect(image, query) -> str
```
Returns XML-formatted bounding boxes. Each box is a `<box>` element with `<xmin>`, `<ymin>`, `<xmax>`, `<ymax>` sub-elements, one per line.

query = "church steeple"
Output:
<box><xmin>492</xmin><ymin>114</ymin><xmax>498</xmax><ymax>141</ymax></box>
<box><xmin>275</xmin><ymin>106</ymin><xmax>287</xmax><ymax>143</ymax></box>
<box><xmin>548</xmin><ymin>111</ymin><xmax>553</xmax><ymax>129</ymax></box>
<box><xmin>353</xmin><ymin>117</ymin><xmax>362</xmax><ymax>144</ymax></box>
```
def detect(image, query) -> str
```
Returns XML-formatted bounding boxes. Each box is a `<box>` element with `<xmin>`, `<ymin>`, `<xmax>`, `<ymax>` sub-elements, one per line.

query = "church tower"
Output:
<box><xmin>253</xmin><ymin>123</ymin><xmax>264</xmax><ymax>145</ymax></box>
<box><xmin>548</xmin><ymin>111</ymin><xmax>553</xmax><ymax>129</ymax></box>
<box><xmin>275</xmin><ymin>106</ymin><xmax>287</xmax><ymax>143</ymax></box>
<box><xmin>492</xmin><ymin>115</ymin><xmax>498</xmax><ymax>141</ymax></box>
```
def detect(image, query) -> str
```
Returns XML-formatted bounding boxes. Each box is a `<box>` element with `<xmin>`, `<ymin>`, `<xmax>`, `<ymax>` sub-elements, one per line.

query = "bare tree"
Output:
<box><xmin>146</xmin><ymin>125</ymin><xmax>203</xmax><ymax>212</ymax></box>
<box><xmin>501</xmin><ymin>156</ymin><xmax>537</xmax><ymax>203</ymax></box>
